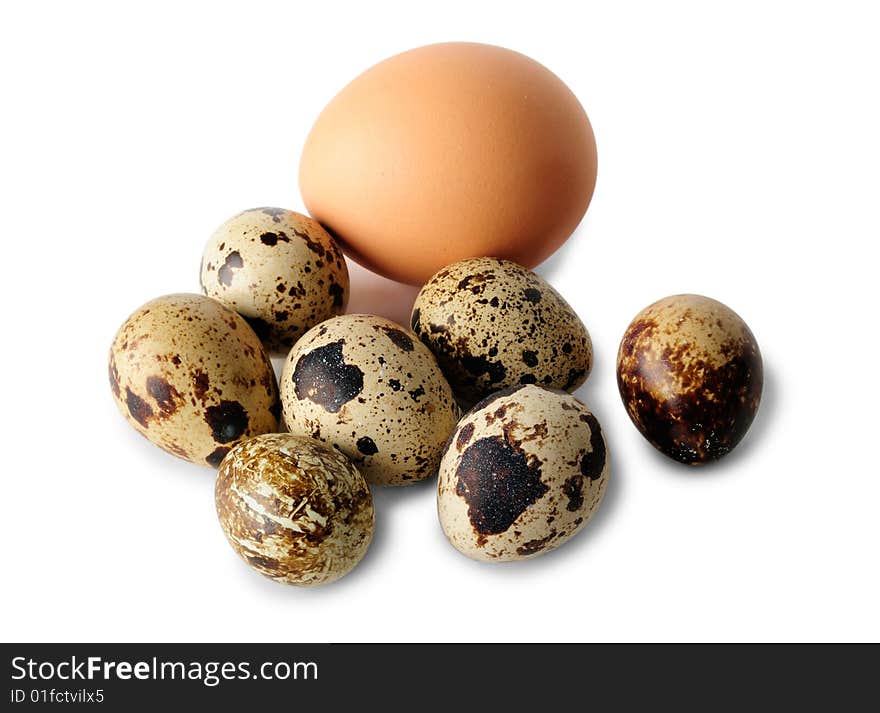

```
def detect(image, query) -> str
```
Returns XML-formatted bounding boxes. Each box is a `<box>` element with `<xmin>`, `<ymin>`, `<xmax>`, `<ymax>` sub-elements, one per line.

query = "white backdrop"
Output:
<box><xmin>2</xmin><ymin>1</ymin><xmax>877</xmax><ymax>643</ymax></box>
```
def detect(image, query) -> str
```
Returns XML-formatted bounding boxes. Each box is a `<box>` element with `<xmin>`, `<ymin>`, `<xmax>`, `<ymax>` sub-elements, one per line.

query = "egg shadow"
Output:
<box><xmin>269</xmin><ymin>355</ymin><xmax>287</xmax><ymax>390</ymax></box>
<box><xmin>532</xmin><ymin>213</ymin><xmax>594</xmax><ymax>284</ymax></box>
<box><xmin>363</xmin><ymin>475</ymin><xmax>437</xmax><ymax>562</ymax></box>
<box><xmin>345</xmin><ymin>259</ymin><xmax>420</xmax><ymax>327</ymax></box>
<box><xmin>636</xmin><ymin>361</ymin><xmax>780</xmax><ymax>477</ymax></box>
<box><xmin>225</xmin><ymin>472</ymin><xmax>438</xmax><ymax>598</ymax></box>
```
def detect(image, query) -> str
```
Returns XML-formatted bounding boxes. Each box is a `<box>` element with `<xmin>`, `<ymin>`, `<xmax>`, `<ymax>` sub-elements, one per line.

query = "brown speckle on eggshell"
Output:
<box><xmin>108</xmin><ymin>293</ymin><xmax>280</xmax><ymax>467</ymax></box>
<box><xmin>215</xmin><ymin>434</ymin><xmax>373</xmax><ymax>586</ymax></box>
<box><xmin>437</xmin><ymin>384</ymin><xmax>609</xmax><ymax>562</ymax></box>
<box><xmin>412</xmin><ymin>258</ymin><xmax>592</xmax><ymax>405</ymax></box>
<box><xmin>280</xmin><ymin>314</ymin><xmax>460</xmax><ymax>486</ymax></box>
<box><xmin>616</xmin><ymin>294</ymin><xmax>763</xmax><ymax>465</ymax></box>
<box><xmin>200</xmin><ymin>207</ymin><xmax>349</xmax><ymax>353</ymax></box>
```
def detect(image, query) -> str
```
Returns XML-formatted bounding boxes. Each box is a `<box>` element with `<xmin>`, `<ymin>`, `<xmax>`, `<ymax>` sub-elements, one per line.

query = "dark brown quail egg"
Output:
<box><xmin>411</xmin><ymin>257</ymin><xmax>592</xmax><ymax>405</ymax></box>
<box><xmin>280</xmin><ymin>314</ymin><xmax>460</xmax><ymax>486</ymax></box>
<box><xmin>108</xmin><ymin>293</ymin><xmax>280</xmax><ymax>467</ymax></box>
<box><xmin>215</xmin><ymin>434</ymin><xmax>373</xmax><ymax>586</ymax></box>
<box><xmin>437</xmin><ymin>384</ymin><xmax>609</xmax><ymax>562</ymax></box>
<box><xmin>616</xmin><ymin>294</ymin><xmax>763</xmax><ymax>465</ymax></box>
<box><xmin>200</xmin><ymin>207</ymin><xmax>349</xmax><ymax>353</ymax></box>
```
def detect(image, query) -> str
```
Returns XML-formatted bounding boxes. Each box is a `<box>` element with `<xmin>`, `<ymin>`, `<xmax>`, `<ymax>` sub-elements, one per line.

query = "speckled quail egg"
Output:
<box><xmin>200</xmin><ymin>207</ymin><xmax>349</xmax><ymax>353</ymax></box>
<box><xmin>438</xmin><ymin>384</ymin><xmax>609</xmax><ymax>562</ymax></box>
<box><xmin>280</xmin><ymin>314</ymin><xmax>460</xmax><ymax>486</ymax></box>
<box><xmin>215</xmin><ymin>434</ymin><xmax>373</xmax><ymax>586</ymax></box>
<box><xmin>617</xmin><ymin>294</ymin><xmax>763</xmax><ymax>465</ymax></box>
<box><xmin>411</xmin><ymin>257</ymin><xmax>592</xmax><ymax>405</ymax></box>
<box><xmin>109</xmin><ymin>293</ymin><xmax>280</xmax><ymax>467</ymax></box>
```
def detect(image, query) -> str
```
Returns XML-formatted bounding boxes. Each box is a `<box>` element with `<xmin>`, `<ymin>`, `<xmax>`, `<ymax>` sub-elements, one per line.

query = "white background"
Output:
<box><xmin>2</xmin><ymin>1</ymin><xmax>878</xmax><ymax>643</ymax></box>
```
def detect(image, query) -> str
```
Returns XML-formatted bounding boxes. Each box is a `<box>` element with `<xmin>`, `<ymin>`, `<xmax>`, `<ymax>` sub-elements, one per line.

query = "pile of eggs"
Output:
<box><xmin>109</xmin><ymin>43</ymin><xmax>762</xmax><ymax>587</ymax></box>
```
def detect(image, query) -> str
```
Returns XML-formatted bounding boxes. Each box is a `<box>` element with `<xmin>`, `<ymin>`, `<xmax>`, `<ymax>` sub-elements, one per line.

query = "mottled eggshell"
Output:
<box><xmin>438</xmin><ymin>384</ymin><xmax>609</xmax><ymax>562</ymax></box>
<box><xmin>411</xmin><ymin>257</ymin><xmax>592</xmax><ymax>405</ymax></box>
<box><xmin>617</xmin><ymin>294</ymin><xmax>763</xmax><ymax>465</ymax></box>
<box><xmin>109</xmin><ymin>293</ymin><xmax>280</xmax><ymax>468</ymax></box>
<box><xmin>280</xmin><ymin>314</ymin><xmax>460</xmax><ymax>486</ymax></box>
<box><xmin>300</xmin><ymin>42</ymin><xmax>597</xmax><ymax>285</ymax></box>
<box><xmin>200</xmin><ymin>207</ymin><xmax>349</xmax><ymax>353</ymax></box>
<box><xmin>215</xmin><ymin>434</ymin><xmax>373</xmax><ymax>586</ymax></box>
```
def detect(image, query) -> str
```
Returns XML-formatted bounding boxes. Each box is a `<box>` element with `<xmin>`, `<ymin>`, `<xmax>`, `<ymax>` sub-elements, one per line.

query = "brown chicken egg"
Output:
<box><xmin>299</xmin><ymin>42</ymin><xmax>598</xmax><ymax>285</ymax></box>
<box><xmin>616</xmin><ymin>294</ymin><xmax>763</xmax><ymax>465</ymax></box>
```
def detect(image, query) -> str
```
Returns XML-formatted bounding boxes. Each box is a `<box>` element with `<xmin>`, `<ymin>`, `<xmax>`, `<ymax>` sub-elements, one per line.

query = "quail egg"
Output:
<box><xmin>200</xmin><ymin>207</ymin><xmax>349</xmax><ymax>353</ymax></box>
<box><xmin>616</xmin><ymin>294</ymin><xmax>763</xmax><ymax>464</ymax></box>
<box><xmin>108</xmin><ymin>293</ymin><xmax>280</xmax><ymax>467</ymax></box>
<box><xmin>280</xmin><ymin>314</ymin><xmax>460</xmax><ymax>485</ymax></box>
<box><xmin>412</xmin><ymin>257</ymin><xmax>592</xmax><ymax>405</ymax></box>
<box><xmin>215</xmin><ymin>434</ymin><xmax>373</xmax><ymax>586</ymax></box>
<box><xmin>438</xmin><ymin>384</ymin><xmax>609</xmax><ymax>562</ymax></box>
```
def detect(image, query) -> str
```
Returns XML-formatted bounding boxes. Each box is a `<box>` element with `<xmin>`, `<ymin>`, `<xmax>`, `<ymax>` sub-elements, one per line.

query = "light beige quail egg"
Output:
<box><xmin>437</xmin><ymin>384</ymin><xmax>609</xmax><ymax>562</ymax></box>
<box><xmin>280</xmin><ymin>314</ymin><xmax>460</xmax><ymax>486</ymax></box>
<box><xmin>215</xmin><ymin>434</ymin><xmax>374</xmax><ymax>586</ymax></box>
<box><xmin>411</xmin><ymin>257</ymin><xmax>592</xmax><ymax>405</ymax></box>
<box><xmin>108</xmin><ymin>293</ymin><xmax>280</xmax><ymax>467</ymax></box>
<box><xmin>200</xmin><ymin>207</ymin><xmax>349</xmax><ymax>353</ymax></box>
